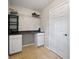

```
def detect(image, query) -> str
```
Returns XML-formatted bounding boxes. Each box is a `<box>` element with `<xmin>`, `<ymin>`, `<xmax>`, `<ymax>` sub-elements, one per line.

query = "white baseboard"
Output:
<box><xmin>44</xmin><ymin>45</ymin><xmax>63</xmax><ymax>58</ymax></box>
<box><xmin>22</xmin><ymin>43</ymin><xmax>35</xmax><ymax>47</ymax></box>
<box><xmin>49</xmin><ymin>49</ymin><xmax>63</xmax><ymax>58</ymax></box>
<box><xmin>44</xmin><ymin>45</ymin><xmax>50</xmax><ymax>49</ymax></box>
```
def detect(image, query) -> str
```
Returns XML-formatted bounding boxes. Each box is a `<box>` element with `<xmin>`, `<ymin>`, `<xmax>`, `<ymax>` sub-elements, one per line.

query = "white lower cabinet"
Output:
<box><xmin>34</xmin><ymin>33</ymin><xmax>44</xmax><ymax>46</ymax></box>
<box><xmin>9</xmin><ymin>35</ymin><xmax>22</xmax><ymax>54</ymax></box>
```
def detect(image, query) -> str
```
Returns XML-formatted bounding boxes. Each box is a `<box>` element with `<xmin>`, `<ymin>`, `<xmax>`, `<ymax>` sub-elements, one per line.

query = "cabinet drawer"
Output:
<box><xmin>9</xmin><ymin>35</ymin><xmax>22</xmax><ymax>39</ymax></box>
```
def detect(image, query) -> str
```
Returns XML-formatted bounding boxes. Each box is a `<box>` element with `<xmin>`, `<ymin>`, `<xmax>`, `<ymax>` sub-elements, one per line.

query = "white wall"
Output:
<box><xmin>9</xmin><ymin>6</ymin><xmax>41</xmax><ymax>31</ymax></box>
<box><xmin>40</xmin><ymin>0</ymin><xmax>69</xmax><ymax>49</ymax></box>
<box><xmin>9</xmin><ymin>5</ymin><xmax>40</xmax><ymax>16</ymax></box>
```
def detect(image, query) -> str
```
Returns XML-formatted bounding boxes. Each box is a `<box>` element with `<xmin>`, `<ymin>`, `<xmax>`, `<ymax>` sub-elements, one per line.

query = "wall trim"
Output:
<box><xmin>44</xmin><ymin>45</ymin><xmax>63</xmax><ymax>59</ymax></box>
<box><xmin>44</xmin><ymin>45</ymin><xmax>50</xmax><ymax>49</ymax></box>
<box><xmin>22</xmin><ymin>43</ymin><xmax>35</xmax><ymax>47</ymax></box>
<box><xmin>49</xmin><ymin>49</ymin><xmax>63</xmax><ymax>59</ymax></box>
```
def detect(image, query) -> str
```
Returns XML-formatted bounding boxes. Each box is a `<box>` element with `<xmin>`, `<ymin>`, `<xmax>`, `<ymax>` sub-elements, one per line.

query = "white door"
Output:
<box><xmin>49</xmin><ymin>3</ymin><xmax>69</xmax><ymax>59</ymax></box>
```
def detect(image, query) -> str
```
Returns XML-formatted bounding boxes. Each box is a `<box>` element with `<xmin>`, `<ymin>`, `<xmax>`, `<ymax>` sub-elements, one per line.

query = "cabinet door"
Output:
<box><xmin>9</xmin><ymin>36</ymin><xmax>15</xmax><ymax>54</ymax></box>
<box><xmin>37</xmin><ymin>35</ymin><xmax>44</xmax><ymax>46</ymax></box>
<box><xmin>9</xmin><ymin>38</ymin><xmax>14</xmax><ymax>54</ymax></box>
<box><xmin>9</xmin><ymin>35</ymin><xmax>22</xmax><ymax>54</ymax></box>
<box><xmin>14</xmin><ymin>35</ymin><xmax>22</xmax><ymax>52</ymax></box>
<box><xmin>35</xmin><ymin>33</ymin><xmax>44</xmax><ymax>46</ymax></box>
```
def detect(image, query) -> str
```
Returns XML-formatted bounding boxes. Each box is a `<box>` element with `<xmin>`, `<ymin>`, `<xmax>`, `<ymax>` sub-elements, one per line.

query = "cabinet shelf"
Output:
<box><xmin>9</xmin><ymin>24</ymin><xmax>17</xmax><ymax>25</ymax></box>
<box><xmin>9</xmin><ymin>23</ymin><xmax>17</xmax><ymax>25</ymax></box>
<box><xmin>8</xmin><ymin>14</ymin><xmax>18</xmax><ymax>34</ymax></box>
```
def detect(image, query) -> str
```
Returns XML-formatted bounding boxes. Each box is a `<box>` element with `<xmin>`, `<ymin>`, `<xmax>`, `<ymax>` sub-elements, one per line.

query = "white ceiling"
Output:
<box><xmin>9</xmin><ymin>0</ymin><xmax>54</xmax><ymax>12</ymax></box>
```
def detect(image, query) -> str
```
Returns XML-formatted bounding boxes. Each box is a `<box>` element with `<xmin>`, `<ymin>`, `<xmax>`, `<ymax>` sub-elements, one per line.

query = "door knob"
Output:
<box><xmin>65</xmin><ymin>34</ymin><xmax>67</xmax><ymax>36</ymax></box>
